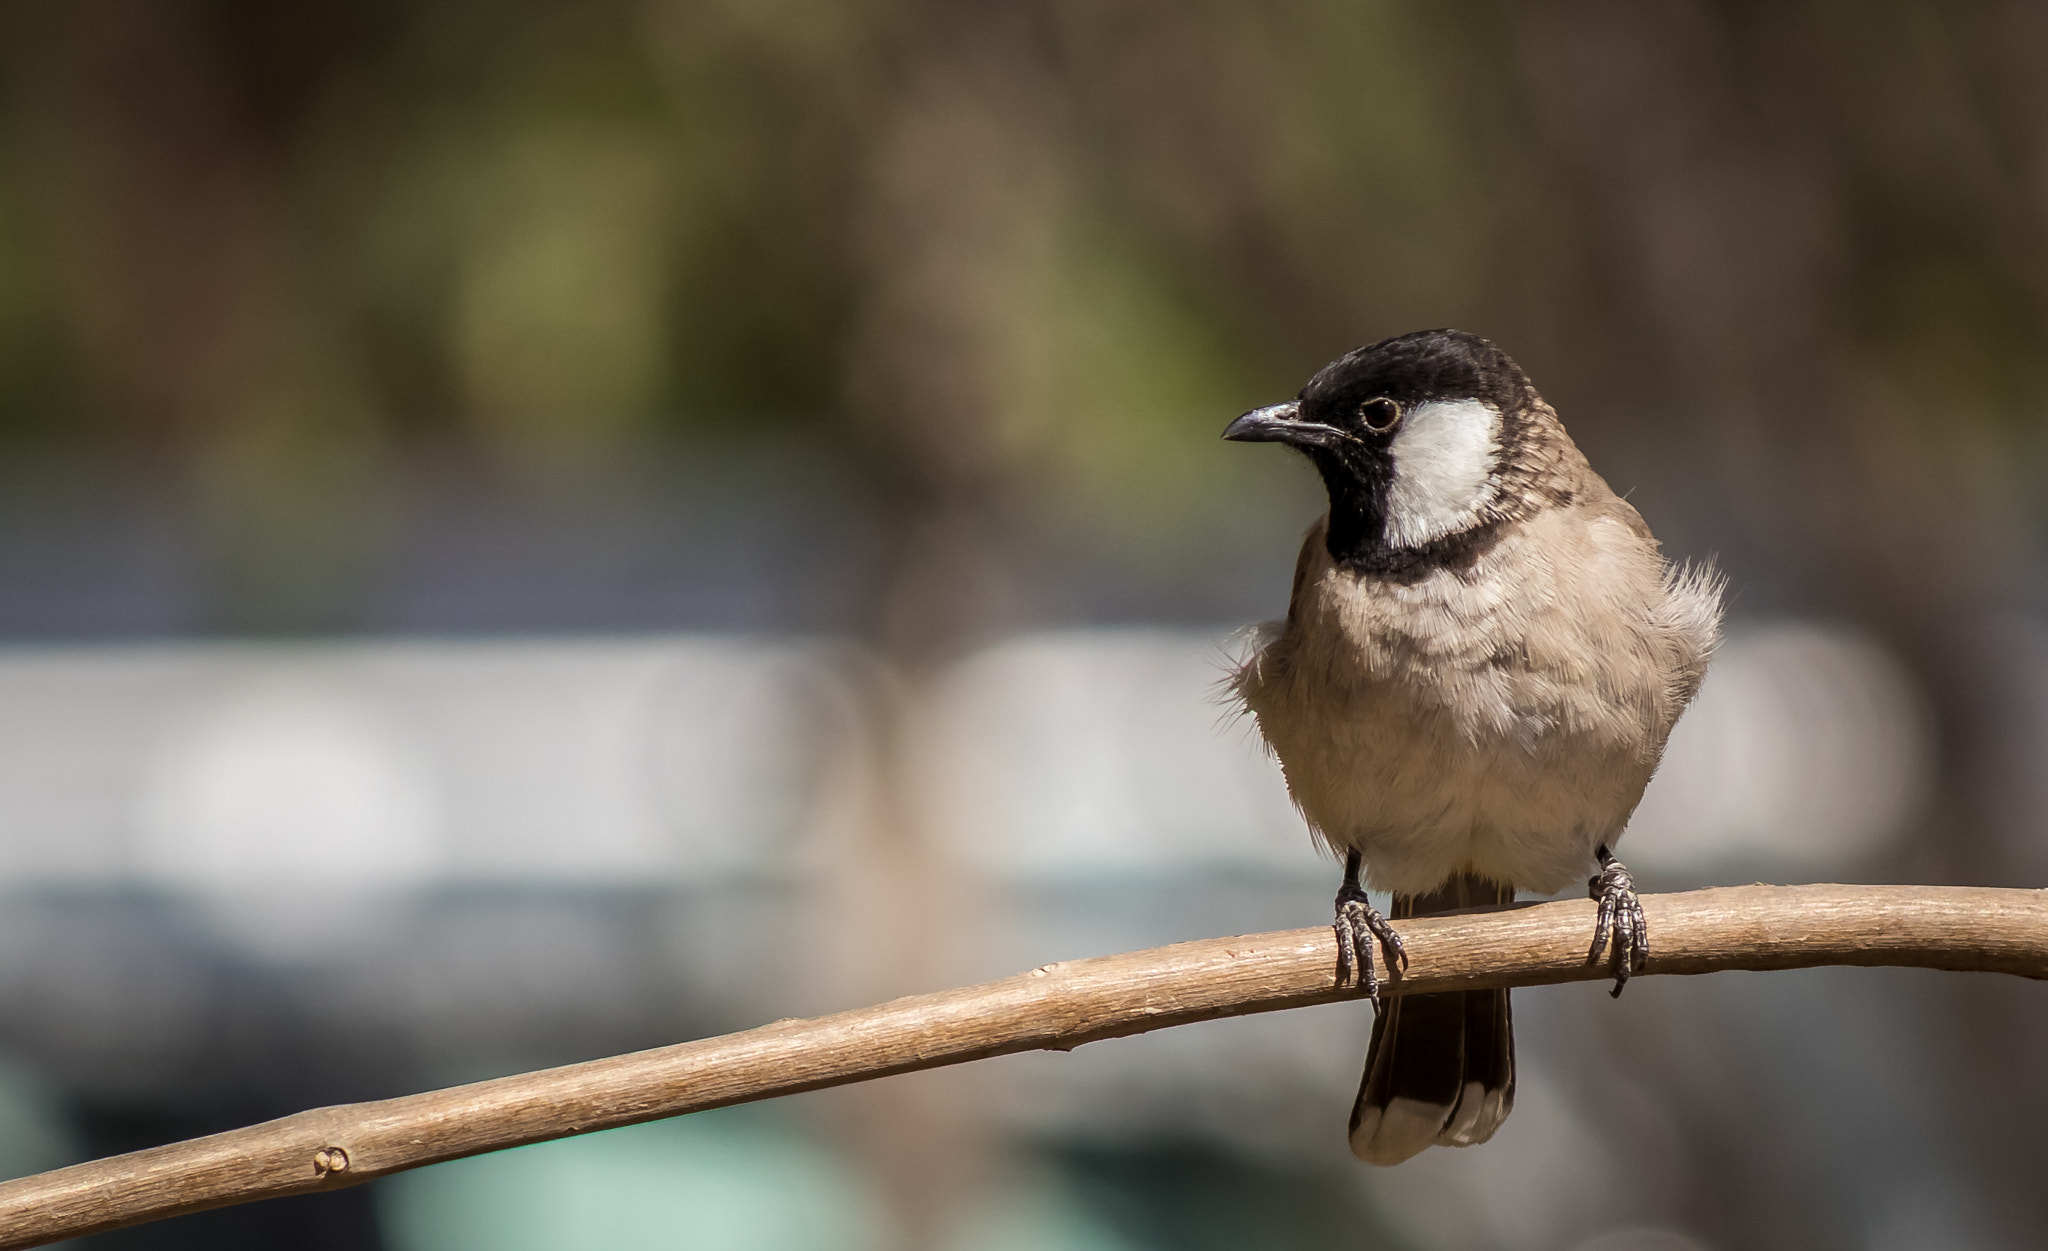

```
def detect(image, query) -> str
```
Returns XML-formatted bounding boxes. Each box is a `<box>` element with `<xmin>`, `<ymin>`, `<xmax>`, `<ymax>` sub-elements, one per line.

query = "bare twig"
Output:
<box><xmin>0</xmin><ymin>883</ymin><xmax>2041</xmax><ymax>1249</ymax></box>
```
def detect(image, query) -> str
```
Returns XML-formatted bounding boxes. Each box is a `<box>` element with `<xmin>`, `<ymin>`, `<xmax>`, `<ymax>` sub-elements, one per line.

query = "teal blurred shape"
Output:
<box><xmin>941</xmin><ymin>1185</ymin><xmax>1143</xmax><ymax>1251</ymax></box>
<box><xmin>0</xmin><ymin>1059</ymin><xmax>80</xmax><ymax>1184</ymax></box>
<box><xmin>377</xmin><ymin>1109</ymin><xmax>888</xmax><ymax>1251</ymax></box>
<box><xmin>0</xmin><ymin>1059</ymin><xmax>82</xmax><ymax>1251</ymax></box>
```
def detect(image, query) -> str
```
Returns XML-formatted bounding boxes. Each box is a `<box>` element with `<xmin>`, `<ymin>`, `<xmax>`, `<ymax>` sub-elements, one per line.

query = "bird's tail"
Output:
<box><xmin>1348</xmin><ymin>872</ymin><xmax>1516</xmax><ymax>1166</ymax></box>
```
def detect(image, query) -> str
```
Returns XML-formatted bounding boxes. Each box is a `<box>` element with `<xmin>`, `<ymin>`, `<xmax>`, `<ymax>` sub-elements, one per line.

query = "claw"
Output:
<box><xmin>1332</xmin><ymin>852</ymin><xmax>1406</xmax><ymax>1000</ymax></box>
<box><xmin>1335</xmin><ymin>884</ymin><xmax>1406</xmax><ymax>1001</ymax></box>
<box><xmin>1586</xmin><ymin>844</ymin><xmax>1647</xmax><ymax>996</ymax></box>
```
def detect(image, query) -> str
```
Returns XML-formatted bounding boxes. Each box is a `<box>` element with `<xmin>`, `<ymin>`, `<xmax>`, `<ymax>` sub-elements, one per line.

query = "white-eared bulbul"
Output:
<box><xmin>1225</xmin><ymin>329</ymin><xmax>1721</xmax><ymax>1165</ymax></box>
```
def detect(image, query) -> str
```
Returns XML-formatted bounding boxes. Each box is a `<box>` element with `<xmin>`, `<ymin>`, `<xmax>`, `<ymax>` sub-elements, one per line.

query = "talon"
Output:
<box><xmin>1335</xmin><ymin>897</ymin><xmax>1379</xmax><ymax>998</ymax></box>
<box><xmin>1335</xmin><ymin>889</ymin><xmax>1404</xmax><ymax>1000</ymax></box>
<box><xmin>1585</xmin><ymin>844</ymin><xmax>1647</xmax><ymax>997</ymax></box>
<box><xmin>1334</xmin><ymin>911</ymin><xmax>1374</xmax><ymax>997</ymax></box>
<box><xmin>1331</xmin><ymin>852</ymin><xmax>1404</xmax><ymax>1001</ymax></box>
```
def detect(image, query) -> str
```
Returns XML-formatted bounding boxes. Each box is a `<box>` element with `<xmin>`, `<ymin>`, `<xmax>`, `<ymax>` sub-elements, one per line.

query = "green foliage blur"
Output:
<box><xmin>0</xmin><ymin>1</ymin><xmax>2044</xmax><ymax>633</ymax></box>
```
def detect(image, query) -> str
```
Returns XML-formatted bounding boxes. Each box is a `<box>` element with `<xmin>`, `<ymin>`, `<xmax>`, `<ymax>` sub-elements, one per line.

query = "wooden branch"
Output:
<box><xmin>0</xmin><ymin>883</ymin><xmax>2041</xmax><ymax>1249</ymax></box>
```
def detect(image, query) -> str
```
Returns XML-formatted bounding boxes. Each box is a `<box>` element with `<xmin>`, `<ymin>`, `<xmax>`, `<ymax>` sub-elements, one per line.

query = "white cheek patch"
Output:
<box><xmin>1383</xmin><ymin>398</ymin><xmax>1501</xmax><ymax>548</ymax></box>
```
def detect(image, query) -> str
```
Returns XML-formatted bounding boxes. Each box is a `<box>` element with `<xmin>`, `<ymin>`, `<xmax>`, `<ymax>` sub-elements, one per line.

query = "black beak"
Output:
<box><xmin>1222</xmin><ymin>401</ymin><xmax>1345</xmax><ymax>449</ymax></box>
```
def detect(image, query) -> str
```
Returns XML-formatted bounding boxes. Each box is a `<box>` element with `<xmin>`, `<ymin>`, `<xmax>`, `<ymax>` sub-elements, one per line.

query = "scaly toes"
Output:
<box><xmin>1335</xmin><ymin>902</ymin><xmax>1382</xmax><ymax>998</ymax></box>
<box><xmin>1587</xmin><ymin>850</ymin><xmax>1648</xmax><ymax>997</ymax></box>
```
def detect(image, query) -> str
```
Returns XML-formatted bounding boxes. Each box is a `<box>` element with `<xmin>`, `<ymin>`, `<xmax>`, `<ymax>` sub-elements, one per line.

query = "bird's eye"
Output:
<box><xmin>1360</xmin><ymin>397</ymin><xmax>1402</xmax><ymax>433</ymax></box>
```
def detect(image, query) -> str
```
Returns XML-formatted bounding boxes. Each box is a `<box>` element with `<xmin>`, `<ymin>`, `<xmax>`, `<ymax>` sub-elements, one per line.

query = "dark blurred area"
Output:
<box><xmin>0</xmin><ymin>3</ymin><xmax>2045</xmax><ymax>1249</ymax></box>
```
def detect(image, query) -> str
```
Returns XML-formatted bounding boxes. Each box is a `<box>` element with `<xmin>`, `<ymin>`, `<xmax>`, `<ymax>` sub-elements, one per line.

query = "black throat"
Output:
<box><xmin>1311</xmin><ymin>447</ymin><xmax>1391</xmax><ymax>565</ymax></box>
<box><xmin>1306</xmin><ymin>443</ymin><xmax>1513</xmax><ymax>581</ymax></box>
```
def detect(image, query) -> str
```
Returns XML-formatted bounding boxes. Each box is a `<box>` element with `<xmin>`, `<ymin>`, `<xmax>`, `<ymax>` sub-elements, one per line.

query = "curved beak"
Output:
<box><xmin>1222</xmin><ymin>401</ymin><xmax>1345</xmax><ymax>449</ymax></box>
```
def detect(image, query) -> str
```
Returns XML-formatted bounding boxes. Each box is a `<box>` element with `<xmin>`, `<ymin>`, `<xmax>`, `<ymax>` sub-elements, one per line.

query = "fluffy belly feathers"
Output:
<box><xmin>1236</xmin><ymin>518</ymin><xmax>1680</xmax><ymax>897</ymax></box>
<box><xmin>1243</xmin><ymin>669</ymin><xmax>1655</xmax><ymax>895</ymax></box>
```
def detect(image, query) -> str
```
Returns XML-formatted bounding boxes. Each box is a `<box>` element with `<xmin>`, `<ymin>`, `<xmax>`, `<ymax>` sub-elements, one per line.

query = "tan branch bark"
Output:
<box><xmin>0</xmin><ymin>883</ymin><xmax>2041</xmax><ymax>1249</ymax></box>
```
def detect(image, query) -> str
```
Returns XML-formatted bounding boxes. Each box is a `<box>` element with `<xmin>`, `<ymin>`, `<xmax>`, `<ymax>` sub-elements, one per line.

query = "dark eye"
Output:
<box><xmin>1359</xmin><ymin>397</ymin><xmax>1402</xmax><ymax>433</ymax></box>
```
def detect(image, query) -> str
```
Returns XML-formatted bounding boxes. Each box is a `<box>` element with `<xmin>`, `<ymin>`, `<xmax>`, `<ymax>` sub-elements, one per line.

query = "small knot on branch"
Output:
<box><xmin>311</xmin><ymin>1147</ymin><xmax>349</xmax><ymax>1176</ymax></box>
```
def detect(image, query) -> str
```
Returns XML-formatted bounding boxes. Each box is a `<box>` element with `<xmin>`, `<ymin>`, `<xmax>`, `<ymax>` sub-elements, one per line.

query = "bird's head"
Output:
<box><xmin>1224</xmin><ymin>329</ymin><xmax>1556</xmax><ymax>567</ymax></box>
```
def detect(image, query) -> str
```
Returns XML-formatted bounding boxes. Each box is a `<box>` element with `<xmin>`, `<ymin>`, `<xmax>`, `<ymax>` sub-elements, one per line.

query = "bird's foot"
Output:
<box><xmin>1335</xmin><ymin>882</ymin><xmax>1407</xmax><ymax>1000</ymax></box>
<box><xmin>1586</xmin><ymin>844</ymin><xmax>1647</xmax><ymax>998</ymax></box>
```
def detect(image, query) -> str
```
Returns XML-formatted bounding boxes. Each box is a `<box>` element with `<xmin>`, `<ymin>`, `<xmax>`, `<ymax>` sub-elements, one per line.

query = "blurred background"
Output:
<box><xmin>0</xmin><ymin>2</ymin><xmax>2044</xmax><ymax>1248</ymax></box>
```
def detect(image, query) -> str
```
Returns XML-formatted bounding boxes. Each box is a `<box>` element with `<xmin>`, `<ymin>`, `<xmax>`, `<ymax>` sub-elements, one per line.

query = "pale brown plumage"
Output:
<box><xmin>1223</xmin><ymin>330</ymin><xmax>1720</xmax><ymax>1166</ymax></box>
<box><xmin>1234</xmin><ymin>397</ymin><xmax>1719</xmax><ymax>897</ymax></box>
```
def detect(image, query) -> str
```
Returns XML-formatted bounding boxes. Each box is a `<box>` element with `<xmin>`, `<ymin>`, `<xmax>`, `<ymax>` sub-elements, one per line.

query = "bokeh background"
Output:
<box><xmin>0</xmin><ymin>3</ymin><xmax>2045</xmax><ymax>1249</ymax></box>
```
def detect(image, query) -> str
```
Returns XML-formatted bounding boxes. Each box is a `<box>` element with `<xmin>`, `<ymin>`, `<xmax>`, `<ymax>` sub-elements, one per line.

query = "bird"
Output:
<box><xmin>1223</xmin><ymin>328</ymin><xmax>1721</xmax><ymax>1166</ymax></box>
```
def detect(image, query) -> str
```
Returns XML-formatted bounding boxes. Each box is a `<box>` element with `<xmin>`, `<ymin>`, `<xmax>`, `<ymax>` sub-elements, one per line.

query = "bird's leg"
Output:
<box><xmin>1334</xmin><ymin>851</ymin><xmax>1407</xmax><ymax>1000</ymax></box>
<box><xmin>1586</xmin><ymin>843</ymin><xmax>1648</xmax><ymax>997</ymax></box>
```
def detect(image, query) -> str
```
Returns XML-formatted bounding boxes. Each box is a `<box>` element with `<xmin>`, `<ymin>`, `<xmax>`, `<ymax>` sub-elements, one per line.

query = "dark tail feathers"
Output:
<box><xmin>1348</xmin><ymin>873</ymin><xmax>1516</xmax><ymax>1165</ymax></box>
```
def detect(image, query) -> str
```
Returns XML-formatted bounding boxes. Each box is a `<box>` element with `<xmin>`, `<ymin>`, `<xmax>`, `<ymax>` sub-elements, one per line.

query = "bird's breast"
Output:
<box><xmin>1234</xmin><ymin>512</ymin><xmax>1678</xmax><ymax>894</ymax></box>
